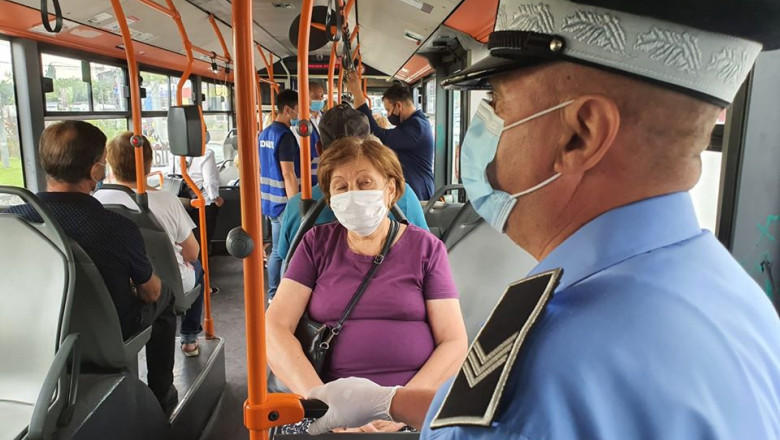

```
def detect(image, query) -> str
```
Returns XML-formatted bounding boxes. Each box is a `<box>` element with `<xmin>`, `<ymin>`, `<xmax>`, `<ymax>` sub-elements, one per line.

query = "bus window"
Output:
<box><xmin>451</xmin><ymin>90</ymin><xmax>461</xmax><ymax>184</ymax></box>
<box><xmin>425</xmin><ymin>77</ymin><xmax>436</xmax><ymax>139</ymax></box>
<box><xmin>169</xmin><ymin>77</ymin><xmax>193</xmax><ymax>105</ymax></box>
<box><xmin>143</xmin><ymin>117</ymin><xmax>171</xmax><ymax>173</ymax></box>
<box><xmin>41</xmin><ymin>53</ymin><xmax>90</xmax><ymax>112</ymax></box>
<box><xmin>203</xmin><ymin>113</ymin><xmax>231</xmax><ymax>162</ymax></box>
<box><xmin>90</xmin><ymin>62</ymin><xmax>127</xmax><ymax>112</ymax></box>
<box><xmin>140</xmin><ymin>71</ymin><xmax>170</xmax><ymax>111</ymax></box>
<box><xmin>0</xmin><ymin>39</ymin><xmax>23</xmax><ymax>187</ymax></box>
<box><xmin>202</xmin><ymin>82</ymin><xmax>231</xmax><ymax>112</ymax></box>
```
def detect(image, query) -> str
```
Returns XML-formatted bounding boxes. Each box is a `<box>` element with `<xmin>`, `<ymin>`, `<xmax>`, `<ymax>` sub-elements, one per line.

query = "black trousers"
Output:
<box><xmin>139</xmin><ymin>283</ymin><xmax>177</xmax><ymax>400</ymax></box>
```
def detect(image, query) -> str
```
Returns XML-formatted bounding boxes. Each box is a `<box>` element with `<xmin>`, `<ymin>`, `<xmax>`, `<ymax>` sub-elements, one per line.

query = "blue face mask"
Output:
<box><xmin>310</xmin><ymin>100</ymin><xmax>325</xmax><ymax>112</ymax></box>
<box><xmin>290</xmin><ymin>118</ymin><xmax>299</xmax><ymax>127</ymax></box>
<box><xmin>461</xmin><ymin>99</ymin><xmax>574</xmax><ymax>232</ymax></box>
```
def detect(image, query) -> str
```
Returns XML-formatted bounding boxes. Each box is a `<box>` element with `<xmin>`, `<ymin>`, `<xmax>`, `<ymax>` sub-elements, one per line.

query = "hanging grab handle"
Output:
<box><xmin>40</xmin><ymin>0</ymin><xmax>64</xmax><ymax>33</ymax></box>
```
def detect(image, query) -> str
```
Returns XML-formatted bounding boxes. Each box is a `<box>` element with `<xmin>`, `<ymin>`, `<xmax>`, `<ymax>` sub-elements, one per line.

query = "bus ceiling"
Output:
<box><xmin>0</xmin><ymin>0</ymin><xmax>500</xmax><ymax>84</ymax></box>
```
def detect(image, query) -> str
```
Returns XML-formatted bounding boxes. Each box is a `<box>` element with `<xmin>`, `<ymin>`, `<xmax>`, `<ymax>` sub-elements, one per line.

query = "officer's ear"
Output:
<box><xmin>555</xmin><ymin>95</ymin><xmax>620</xmax><ymax>174</ymax></box>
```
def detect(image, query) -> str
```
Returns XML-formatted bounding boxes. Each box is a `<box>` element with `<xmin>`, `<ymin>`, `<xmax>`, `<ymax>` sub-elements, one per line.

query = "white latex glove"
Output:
<box><xmin>306</xmin><ymin>377</ymin><xmax>400</xmax><ymax>435</ymax></box>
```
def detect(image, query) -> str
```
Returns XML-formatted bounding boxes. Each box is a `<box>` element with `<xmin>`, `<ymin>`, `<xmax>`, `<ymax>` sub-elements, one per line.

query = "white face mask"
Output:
<box><xmin>330</xmin><ymin>190</ymin><xmax>388</xmax><ymax>237</ymax></box>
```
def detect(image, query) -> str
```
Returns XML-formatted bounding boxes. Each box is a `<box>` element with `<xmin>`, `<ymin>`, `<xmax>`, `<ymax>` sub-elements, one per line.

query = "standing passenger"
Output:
<box><xmin>258</xmin><ymin>89</ymin><xmax>318</xmax><ymax>299</ymax></box>
<box><xmin>346</xmin><ymin>75</ymin><xmax>434</xmax><ymax>200</ymax></box>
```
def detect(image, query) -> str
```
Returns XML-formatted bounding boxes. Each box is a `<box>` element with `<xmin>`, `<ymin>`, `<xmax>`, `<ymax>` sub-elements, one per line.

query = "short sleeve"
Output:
<box><xmin>422</xmin><ymin>236</ymin><xmax>458</xmax><ymax>300</ymax></box>
<box><xmin>277</xmin><ymin>195</ymin><xmax>302</xmax><ymax>261</ymax></box>
<box><xmin>170</xmin><ymin>195</ymin><xmax>196</xmax><ymax>243</ymax></box>
<box><xmin>277</xmin><ymin>133</ymin><xmax>299</xmax><ymax>163</ymax></box>
<box><xmin>122</xmin><ymin>219</ymin><xmax>154</xmax><ymax>285</ymax></box>
<box><xmin>282</xmin><ymin>227</ymin><xmax>318</xmax><ymax>288</ymax></box>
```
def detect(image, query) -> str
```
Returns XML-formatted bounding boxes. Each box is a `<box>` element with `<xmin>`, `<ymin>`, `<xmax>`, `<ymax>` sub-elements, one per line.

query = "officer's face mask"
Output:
<box><xmin>461</xmin><ymin>99</ymin><xmax>574</xmax><ymax>232</ymax></box>
<box><xmin>90</xmin><ymin>160</ymin><xmax>107</xmax><ymax>194</ymax></box>
<box><xmin>330</xmin><ymin>189</ymin><xmax>389</xmax><ymax>237</ymax></box>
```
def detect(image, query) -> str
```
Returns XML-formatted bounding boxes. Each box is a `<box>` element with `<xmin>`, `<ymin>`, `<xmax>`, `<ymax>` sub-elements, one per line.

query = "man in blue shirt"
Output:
<box><xmin>346</xmin><ymin>74</ymin><xmax>434</xmax><ymax>200</ymax></box>
<box><xmin>258</xmin><ymin>89</ymin><xmax>318</xmax><ymax>298</ymax></box>
<box><xmin>305</xmin><ymin>1</ymin><xmax>780</xmax><ymax>437</ymax></box>
<box><xmin>277</xmin><ymin>103</ymin><xmax>429</xmax><ymax>263</ymax></box>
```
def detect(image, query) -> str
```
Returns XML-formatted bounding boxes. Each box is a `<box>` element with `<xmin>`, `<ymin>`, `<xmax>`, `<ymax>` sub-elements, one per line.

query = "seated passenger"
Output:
<box><xmin>6</xmin><ymin>121</ymin><xmax>178</xmax><ymax>412</ymax></box>
<box><xmin>97</xmin><ymin>132</ymin><xmax>205</xmax><ymax>357</ymax></box>
<box><xmin>267</xmin><ymin>137</ymin><xmax>468</xmax><ymax>433</ymax></box>
<box><xmin>277</xmin><ymin>103</ymin><xmax>429</xmax><ymax>264</ymax></box>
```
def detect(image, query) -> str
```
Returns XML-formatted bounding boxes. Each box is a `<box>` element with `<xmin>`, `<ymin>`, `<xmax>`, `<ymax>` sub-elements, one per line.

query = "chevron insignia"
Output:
<box><xmin>463</xmin><ymin>333</ymin><xmax>518</xmax><ymax>388</ymax></box>
<box><xmin>430</xmin><ymin>269</ymin><xmax>562</xmax><ymax>429</ymax></box>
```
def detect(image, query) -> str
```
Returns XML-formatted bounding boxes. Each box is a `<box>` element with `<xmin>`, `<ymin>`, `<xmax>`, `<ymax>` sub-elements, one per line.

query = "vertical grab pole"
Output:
<box><xmin>298</xmin><ymin>0</ymin><xmax>314</xmax><ymax>202</ymax></box>
<box><xmin>233</xmin><ymin>1</ymin><xmax>267</xmax><ymax>439</ymax></box>
<box><xmin>158</xmin><ymin>0</ymin><xmax>215</xmax><ymax>338</ymax></box>
<box><xmin>109</xmin><ymin>0</ymin><xmax>145</xmax><ymax>195</ymax></box>
<box><xmin>327</xmin><ymin>43</ymin><xmax>336</xmax><ymax>109</ymax></box>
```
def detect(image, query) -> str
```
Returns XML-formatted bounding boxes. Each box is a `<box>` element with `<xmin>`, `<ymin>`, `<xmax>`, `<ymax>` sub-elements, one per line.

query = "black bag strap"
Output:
<box><xmin>333</xmin><ymin>220</ymin><xmax>399</xmax><ymax>334</ymax></box>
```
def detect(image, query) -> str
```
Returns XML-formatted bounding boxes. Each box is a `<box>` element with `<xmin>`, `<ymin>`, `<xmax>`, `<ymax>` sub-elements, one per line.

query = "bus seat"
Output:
<box><xmin>446</xmin><ymin>209</ymin><xmax>538</xmax><ymax>342</ymax></box>
<box><xmin>162</xmin><ymin>175</ymin><xmax>185</xmax><ymax>196</ymax></box>
<box><xmin>0</xmin><ymin>187</ymin><xmax>79</xmax><ymax>439</ymax></box>
<box><xmin>423</xmin><ymin>185</ymin><xmax>466</xmax><ymax>239</ymax></box>
<box><xmin>94</xmin><ymin>185</ymin><xmax>200</xmax><ymax>314</ymax></box>
<box><xmin>212</xmin><ymin>185</ymin><xmax>242</xmax><ymax>249</ymax></box>
<box><xmin>69</xmin><ymin>241</ymin><xmax>152</xmax><ymax>372</ymax></box>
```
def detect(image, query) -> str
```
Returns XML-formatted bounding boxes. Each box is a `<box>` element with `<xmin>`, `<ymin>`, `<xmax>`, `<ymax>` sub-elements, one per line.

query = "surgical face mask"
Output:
<box><xmin>461</xmin><ymin>99</ymin><xmax>574</xmax><ymax>232</ymax></box>
<box><xmin>310</xmin><ymin>100</ymin><xmax>325</xmax><ymax>112</ymax></box>
<box><xmin>330</xmin><ymin>189</ymin><xmax>388</xmax><ymax>237</ymax></box>
<box><xmin>290</xmin><ymin>118</ymin><xmax>299</xmax><ymax>127</ymax></box>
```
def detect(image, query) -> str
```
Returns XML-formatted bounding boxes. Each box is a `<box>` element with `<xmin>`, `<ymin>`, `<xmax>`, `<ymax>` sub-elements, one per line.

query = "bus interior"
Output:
<box><xmin>0</xmin><ymin>0</ymin><xmax>778</xmax><ymax>439</ymax></box>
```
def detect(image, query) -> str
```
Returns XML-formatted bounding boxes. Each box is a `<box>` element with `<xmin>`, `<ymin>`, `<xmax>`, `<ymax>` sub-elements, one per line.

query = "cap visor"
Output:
<box><xmin>442</xmin><ymin>54</ymin><xmax>547</xmax><ymax>89</ymax></box>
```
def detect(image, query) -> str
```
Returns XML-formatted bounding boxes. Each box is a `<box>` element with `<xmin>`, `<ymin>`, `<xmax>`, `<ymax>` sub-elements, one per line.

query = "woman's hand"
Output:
<box><xmin>332</xmin><ymin>420</ymin><xmax>405</xmax><ymax>433</ymax></box>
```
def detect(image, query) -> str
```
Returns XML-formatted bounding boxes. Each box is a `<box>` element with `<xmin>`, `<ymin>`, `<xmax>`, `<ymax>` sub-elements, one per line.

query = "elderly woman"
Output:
<box><xmin>267</xmin><ymin>137</ymin><xmax>467</xmax><ymax>432</ymax></box>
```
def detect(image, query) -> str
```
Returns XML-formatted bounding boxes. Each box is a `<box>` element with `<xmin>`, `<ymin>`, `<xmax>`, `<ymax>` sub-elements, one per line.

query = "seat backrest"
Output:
<box><xmin>68</xmin><ymin>241</ymin><xmax>130</xmax><ymax>369</ymax></box>
<box><xmin>0</xmin><ymin>190</ymin><xmax>71</xmax><ymax>405</ymax></box>
<box><xmin>93</xmin><ymin>187</ymin><xmax>185</xmax><ymax>302</ymax></box>
<box><xmin>448</xmin><ymin>221</ymin><xmax>538</xmax><ymax>341</ymax></box>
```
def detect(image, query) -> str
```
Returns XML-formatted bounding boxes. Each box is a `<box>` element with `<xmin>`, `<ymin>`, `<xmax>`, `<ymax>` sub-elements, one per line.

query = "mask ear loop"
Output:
<box><xmin>502</xmin><ymin>100</ymin><xmax>575</xmax><ymax>132</ymax></box>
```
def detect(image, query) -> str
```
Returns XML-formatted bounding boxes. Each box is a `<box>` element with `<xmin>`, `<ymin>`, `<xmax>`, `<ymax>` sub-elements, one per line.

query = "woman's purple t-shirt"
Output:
<box><xmin>284</xmin><ymin>222</ymin><xmax>458</xmax><ymax>386</ymax></box>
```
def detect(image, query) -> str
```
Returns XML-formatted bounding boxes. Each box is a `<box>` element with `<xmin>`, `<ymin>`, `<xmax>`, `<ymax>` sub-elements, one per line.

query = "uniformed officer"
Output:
<box><xmin>305</xmin><ymin>0</ymin><xmax>780</xmax><ymax>438</ymax></box>
<box><xmin>258</xmin><ymin>89</ymin><xmax>319</xmax><ymax>298</ymax></box>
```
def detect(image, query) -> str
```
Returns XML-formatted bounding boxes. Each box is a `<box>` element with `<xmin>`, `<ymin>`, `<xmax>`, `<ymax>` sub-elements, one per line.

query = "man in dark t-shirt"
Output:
<box><xmin>6</xmin><ymin>121</ymin><xmax>177</xmax><ymax>413</ymax></box>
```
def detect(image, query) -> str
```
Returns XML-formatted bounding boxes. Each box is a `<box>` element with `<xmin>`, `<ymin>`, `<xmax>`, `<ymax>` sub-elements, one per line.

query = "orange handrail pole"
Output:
<box><xmin>344</xmin><ymin>0</ymin><xmax>356</xmax><ymax>17</ymax></box>
<box><xmin>350</xmin><ymin>25</ymin><xmax>359</xmax><ymax>43</ymax></box>
<box><xmin>363</xmin><ymin>77</ymin><xmax>367</xmax><ymax>97</ymax></box>
<box><xmin>137</xmin><ymin>0</ymin><xmax>174</xmax><ymax>17</ymax></box>
<box><xmin>193</xmin><ymin>46</ymin><xmax>231</xmax><ymax>63</ymax></box>
<box><xmin>209</xmin><ymin>14</ymin><xmax>232</xmax><ymax>64</ymax></box>
<box><xmin>255</xmin><ymin>73</ymin><xmax>264</xmax><ymax>131</ymax></box>
<box><xmin>351</xmin><ymin>43</ymin><xmax>361</xmax><ymax>62</ymax></box>
<box><xmin>327</xmin><ymin>43</ymin><xmax>337</xmax><ymax>109</ymax></box>
<box><xmin>298</xmin><ymin>0</ymin><xmax>314</xmax><ymax>201</ymax></box>
<box><xmin>233</xmin><ymin>1</ymin><xmax>305</xmax><ymax>438</ymax></box>
<box><xmin>110</xmin><ymin>0</ymin><xmax>146</xmax><ymax>195</ymax></box>
<box><xmin>337</xmin><ymin>61</ymin><xmax>344</xmax><ymax>104</ymax></box>
<box><xmin>234</xmin><ymin>0</ymin><xmax>268</xmax><ymax>431</ymax></box>
<box><xmin>136</xmin><ymin>0</ymin><xmax>215</xmax><ymax>336</ymax></box>
<box><xmin>310</xmin><ymin>22</ymin><xmax>326</xmax><ymax>31</ymax></box>
<box><xmin>149</xmin><ymin>171</ymin><xmax>164</xmax><ymax>188</ymax></box>
<box><xmin>256</xmin><ymin>45</ymin><xmax>277</xmax><ymax>120</ymax></box>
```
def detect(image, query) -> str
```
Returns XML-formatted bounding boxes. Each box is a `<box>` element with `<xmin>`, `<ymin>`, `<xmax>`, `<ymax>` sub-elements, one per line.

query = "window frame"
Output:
<box><xmin>0</xmin><ymin>35</ymin><xmax>26</xmax><ymax>187</ymax></box>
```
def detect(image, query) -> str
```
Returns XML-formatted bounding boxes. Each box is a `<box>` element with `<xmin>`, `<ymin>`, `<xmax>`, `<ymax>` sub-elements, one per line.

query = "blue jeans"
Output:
<box><xmin>267</xmin><ymin>216</ymin><xmax>282</xmax><ymax>299</ymax></box>
<box><xmin>180</xmin><ymin>259</ymin><xmax>205</xmax><ymax>344</ymax></box>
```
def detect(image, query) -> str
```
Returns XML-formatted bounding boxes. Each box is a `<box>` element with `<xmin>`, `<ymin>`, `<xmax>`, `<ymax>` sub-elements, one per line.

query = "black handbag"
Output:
<box><xmin>295</xmin><ymin>220</ymin><xmax>400</xmax><ymax>374</ymax></box>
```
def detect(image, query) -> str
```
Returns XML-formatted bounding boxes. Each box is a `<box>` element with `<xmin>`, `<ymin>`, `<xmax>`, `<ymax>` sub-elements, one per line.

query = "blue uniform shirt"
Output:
<box><xmin>357</xmin><ymin>103</ymin><xmax>435</xmax><ymax>201</ymax></box>
<box><xmin>276</xmin><ymin>183</ymin><xmax>430</xmax><ymax>262</ymax></box>
<box><xmin>422</xmin><ymin>192</ymin><xmax>780</xmax><ymax>439</ymax></box>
